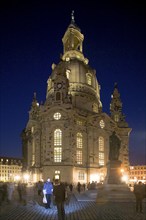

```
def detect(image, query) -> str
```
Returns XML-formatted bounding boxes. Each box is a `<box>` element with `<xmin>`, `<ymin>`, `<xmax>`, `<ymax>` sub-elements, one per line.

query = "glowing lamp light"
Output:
<box><xmin>121</xmin><ymin>175</ymin><xmax>128</xmax><ymax>183</ymax></box>
<box><xmin>23</xmin><ymin>173</ymin><xmax>30</xmax><ymax>182</ymax></box>
<box><xmin>120</xmin><ymin>169</ymin><xmax>124</xmax><ymax>173</ymax></box>
<box><xmin>134</xmin><ymin>177</ymin><xmax>137</xmax><ymax>183</ymax></box>
<box><xmin>90</xmin><ymin>174</ymin><xmax>100</xmax><ymax>183</ymax></box>
<box><xmin>14</xmin><ymin>175</ymin><xmax>20</xmax><ymax>181</ymax></box>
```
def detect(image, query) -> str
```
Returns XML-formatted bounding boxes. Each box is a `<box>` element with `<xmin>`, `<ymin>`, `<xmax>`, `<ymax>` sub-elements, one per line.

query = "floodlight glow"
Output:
<box><xmin>121</xmin><ymin>175</ymin><xmax>128</xmax><ymax>183</ymax></box>
<box><xmin>90</xmin><ymin>174</ymin><xmax>100</xmax><ymax>182</ymax></box>
<box><xmin>23</xmin><ymin>173</ymin><xmax>30</xmax><ymax>181</ymax></box>
<box><xmin>14</xmin><ymin>175</ymin><xmax>20</xmax><ymax>181</ymax></box>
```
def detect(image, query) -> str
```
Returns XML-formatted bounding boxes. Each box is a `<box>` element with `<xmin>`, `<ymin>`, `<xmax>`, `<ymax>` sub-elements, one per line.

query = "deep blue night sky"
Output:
<box><xmin>0</xmin><ymin>1</ymin><xmax>146</xmax><ymax>165</ymax></box>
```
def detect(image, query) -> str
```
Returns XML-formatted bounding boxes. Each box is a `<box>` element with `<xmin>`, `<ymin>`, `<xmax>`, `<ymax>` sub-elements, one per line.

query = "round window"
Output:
<box><xmin>53</xmin><ymin>112</ymin><xmax>61</xmax><ymax>120</ymax></box>
<box><xmin>100</xmin><ymin>120</ymin><xmax>105</xmax><ymax>129</ymax></box>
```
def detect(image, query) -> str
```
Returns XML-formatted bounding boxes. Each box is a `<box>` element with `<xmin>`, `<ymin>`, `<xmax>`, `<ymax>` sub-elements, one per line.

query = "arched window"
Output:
<box><xmin>99</xmin><ymin>136</ymin><xmax>104</xmax><ymax>151</ymax></box>
<box><xmin>77</xmin><ymin>132</ymin><xmax>83</xmax><ymax>148</ymax></box>
<box><xmin>99</xmin><ymin>136</ymin><xmax>104</xmax><ymax>166</ymax></box>
<box><xmin>76</xmin><ymin>132</ymin><xmax>83</xmax><ymax>164</ymax></box>
<box><xmin>54</xmin><ymin>129</ymin><xmax>62</xmax><ymax>146</ymax></box>
<box><xmin>86</xmin><ymin>73</ymin><xmax>92</xmax><ymax>85</ymax></box>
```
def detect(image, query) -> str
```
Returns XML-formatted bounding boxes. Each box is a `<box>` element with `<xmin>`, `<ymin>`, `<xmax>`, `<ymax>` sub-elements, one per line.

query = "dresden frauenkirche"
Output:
<box><xmin>21</xmin><ymin>13</ymin><xmax>131</xmax><ymax>184</ymax></box>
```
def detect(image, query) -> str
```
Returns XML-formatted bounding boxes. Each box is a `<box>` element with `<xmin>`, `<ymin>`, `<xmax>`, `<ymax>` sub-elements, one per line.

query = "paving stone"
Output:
<box><xmin>0</xmin><ymin>188</ymin><xmax>146</xmax><ymax>220</ymax></box>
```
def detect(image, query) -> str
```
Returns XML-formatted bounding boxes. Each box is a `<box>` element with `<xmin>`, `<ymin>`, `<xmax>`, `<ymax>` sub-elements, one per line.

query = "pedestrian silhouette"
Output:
<box><xmin>53</xmin><ymin>179</ymin><xmax>66</xmax><ymax>220</ymax></box>
<box><xmin>134</xmin><ymin>181</ymin><xmax>144</xmax><ymax>213</ymax></box>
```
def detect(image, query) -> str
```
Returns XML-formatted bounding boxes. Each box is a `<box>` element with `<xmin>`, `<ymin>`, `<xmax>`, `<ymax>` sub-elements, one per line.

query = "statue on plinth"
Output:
<box><xmin>104</xmin><ymin>131</ymin><xmax>122</xmax><ymax>184</ymax></box>
<box><xmin>109</xmin><ymin>131</ymin><xmax>121</xmax><ymax>161</ymax></box>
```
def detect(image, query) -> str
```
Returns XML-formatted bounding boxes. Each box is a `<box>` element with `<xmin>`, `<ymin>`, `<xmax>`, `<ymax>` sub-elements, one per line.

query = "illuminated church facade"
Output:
<box><xmin>21</xmin><ymin>13</ymin><xmax>131</xmax><ymax>184</ymax></box>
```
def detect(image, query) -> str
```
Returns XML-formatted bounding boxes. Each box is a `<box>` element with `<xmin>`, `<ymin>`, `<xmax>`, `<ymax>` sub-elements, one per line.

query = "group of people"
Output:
<box><xmin>1</xmin><ymin>178</ymin><xmax>146</xmax><ymax>219</ymax></box>
<box><xmin>0</xmin><ymin>181</ymin><xmax>15</xmax><ymax>204</ymax></box>
<box><xmin>0</xmin><ymin>181</ymin><xmax>27</xmax><ymax>205</ymax></box>
<box><xmin>37</xmin><ymin>178</ymin><xmax>146</xmax><ymax>219</ymax></box>
<box><xmin>42</xmin><ymin>178</ymin><xmax>67</xmax><ymax>220</ymax></box>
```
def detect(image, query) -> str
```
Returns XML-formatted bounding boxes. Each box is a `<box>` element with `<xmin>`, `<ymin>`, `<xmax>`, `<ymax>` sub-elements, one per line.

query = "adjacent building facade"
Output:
<box><xmin>129</xmin><ymin>165</ymin><xmax>146</xmax><ymax>184</ymax></box>
<box><xmin>21</xmin><ymin>14</ymin><xmax>131</xmax><ymax>184</ymax></box>
<box><xmin>0</xmin><ymin>156</ymin><xmax>22</xmax><ymax>182</ymax></box>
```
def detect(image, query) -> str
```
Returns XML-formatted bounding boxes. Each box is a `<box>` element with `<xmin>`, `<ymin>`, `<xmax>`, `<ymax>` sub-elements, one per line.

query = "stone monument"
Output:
<box><xmin>105</xmin><ymin>131</ymin><xmax>122</xmax><ymax>184</ymax></box>
<box><xmin>96</xmin><ymin>131</ymin><xmax>134</xmax><ymax>202</ymax></box>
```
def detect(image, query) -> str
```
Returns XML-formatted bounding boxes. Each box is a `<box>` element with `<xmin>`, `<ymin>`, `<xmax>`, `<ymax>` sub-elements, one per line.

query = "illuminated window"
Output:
<box><xmin>99</xmin><ymin>120</ymin><xmax>105</xmax><ymax>129</ymax></box>
<box><xmin>93</xmin><ymin>103</ymin><xmax>98</xmax><ymax>113</ymax></box>
<box><xmin>66</xmin><ymin>69</ymin><xmax>70</xmax><ymax>79</ymax></box>
<box><xmin>53</xmin><ymin>112</ymin><xmax>61</xmax><ymax>120</ymax></box>
<box><xmin>55</xmin><ymin>170</ymin><xmax>60</xmax><ymax>174</ymax></box>
<box><xmin>99</xmin><ymin>152</ymin><xmax>104</xmax><ymax>165</ymax></box>
<box><xmin>76</xmin><ymin>120</ymin><xmax>83</xmax><ymax>125</ymax></box>
<box><xmin>31</xmin><ymin>126</ymin><xmax>34</xmax><ymax>133</ymax></box>
<box><xmin>78</xmin><ymin>172</ymin><xmax>84</xmax><ymax>180</ymax></box>
<box><xmin>114</xmin><ymin>115</ymin><xmax>119</xmax><ymax>122</ymax></box>
<box><xmin>99</xmin><ymin>136</ymin><xmax>104</xmax><ymax>151</ymax></box>
<box><xmin>99</xmin><ymin>136</ymin><xmax>104</xmax><ymax>165</ymax></box>
<box><xmin>54</xmin><ymin>147</ymin><xmax>62</xmax><ymax>162</ymax></box>
<box><xmin>77</xmin><ymin>133</ymin><xmax>83</xmax><ymax>148</ymax></box>
<box><xmin>65</xmin><ymin>57</ymin><xmax>70</xmax><ymax>62</ymax></box>
<box><xmin>54</xmin><ymin>129</ymin><xmax>62</xmax><ymax>146</ymax></box>
<box><xmin>86</xmin><ymin>73</ymin><xmax>92</xmax><ymax>85</ymax></box>
<box><xmin>55</xmin><ymin>170</ymin><xmax>60</xmax><ymax>179</ymax></box>
<box><xmin>76</xmin><ymin>150</ymin><xmax>82</xmax><ymax>164</ymax></box>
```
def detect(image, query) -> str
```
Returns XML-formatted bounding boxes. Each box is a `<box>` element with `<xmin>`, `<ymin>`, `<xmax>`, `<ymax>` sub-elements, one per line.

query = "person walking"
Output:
<box><xmin>53</xmin><ymin>179</ymin><xmax>66</xmax><ymax>220</ymax></box>
<box><xmin>77</xmin><ymin>182</ymin><xmax>81</xmax><ymax>193</ymax></box>
<box><xmin>134</xmin><ymin>181</ymin><xmax>144</xmax><ymax>213</ymax></box>
<box><xmin>43</xmin><ymin>177</ymin><xmax>53</xmax><ymax>209</ymax></box>
<box><xmin>69</xmin><ymin>183</ymin><xmax>73</xmax><ymax>192</ymax></box>
<box><xmin>17</xmin><ymin>181</ymin><xmax>23</xmax><ymax>202</ymax></box>
<box><xmin>7</xmin><ymin>181</ymin><xmax>15</xmax><ymax>204</ymax></box>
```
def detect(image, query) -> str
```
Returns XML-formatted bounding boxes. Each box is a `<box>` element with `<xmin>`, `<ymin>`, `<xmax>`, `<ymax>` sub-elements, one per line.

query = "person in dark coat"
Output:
<box><xmin>77</xmin><ymin>182</ymin><xmax>81</xmax><ymax>193</ymax></box>
<box><xmin>53</xmin><ymin>179</ymin><xmax>66</xmax><ymax>220</ymax></box>
<box><xmin>134</xmin><ymin>181</ymin><xmax>144</xmax><ymax>213</ymax></box>
<box><xmin>69</xmin><ymin>183</ymin><xmax>73</xmax><ymax>192</ymax></box>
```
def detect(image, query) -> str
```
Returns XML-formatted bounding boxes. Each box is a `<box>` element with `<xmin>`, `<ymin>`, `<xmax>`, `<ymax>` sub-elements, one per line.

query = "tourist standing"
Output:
<box><xmin>43</xmin><ymin>178</ymin><xmax>53</xmax><ymax>209</ymax></box>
